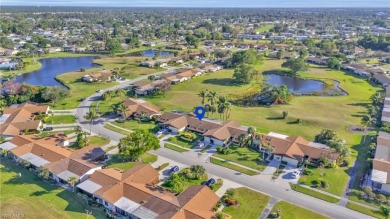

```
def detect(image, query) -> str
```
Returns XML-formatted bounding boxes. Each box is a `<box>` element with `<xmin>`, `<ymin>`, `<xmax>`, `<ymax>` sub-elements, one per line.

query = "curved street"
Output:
<box><xmin>75</xmin><ymin>69</ymin><xmax>373</xmax><ymax>219</ymax></box>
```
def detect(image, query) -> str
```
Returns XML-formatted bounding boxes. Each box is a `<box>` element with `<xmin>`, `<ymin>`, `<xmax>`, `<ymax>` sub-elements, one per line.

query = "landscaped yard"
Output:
<box><xmin>269</xmin><ymin>201</ymin><xmax>330</xmax><ymax>219</ymax></box>
<box><xmin>346</xmin><ymin>202</ymin><xmax>386</xmax><ymax>219</ymax></box>
<box><xmin>0</xmin><ymin>158</ymin><xmax>105</xmax><ymax>219</ymax></box>
<box><xmin>69</xmin><ymin>135</ymin><xmax>110</xmax><ymax>150</ymax></box>
<box><xmin>162</xmin><ymin>168</ymin><xmax>208</xmax><ymax>193</ymax></box>
<box><xmin>44</xmin><ymin>115</ymin><xmax>76</xmax><ymax>124</ymax></box>
<box><xmin>210</xmin><ymin>157</ymin><xmax>258</xmax><ymax>175</ymax></box>
<box><xmin>105</xmin><ymin>153</ymin><xmax>157</xmax><ymax>171</ymax></box>
<box><xmin>222</xmin><ymin>187</ymin><xmax>270</xmax><ymax>219</ymax></box>
<box><xmin>165</xmin><ymin>135</ymin><xmax>201</xmax><ymax>149</ymax></box>
<box><xmin>213</xmin><ymin>145</ymin><xmax>267</xmax><ymax>171</ymax></box>
<box><xmin>112</xmin><ymin>120</ymin><xmax>157</xmax><ymax>132</ymax></box>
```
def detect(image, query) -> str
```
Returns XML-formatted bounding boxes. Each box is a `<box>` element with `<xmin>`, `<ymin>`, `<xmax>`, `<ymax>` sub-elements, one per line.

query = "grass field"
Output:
<box><xmin>0</xmin><ymin>159</ymin><xmax>105</xmax><ymax>219</ymax></box>
<box><xmin>346</xmin><ymin>202</ymin><xmax>385</xmax><ymax>219</ymax></box>
<box><xmin>257</xmin><ymin>25</ymin><xmax>273</xmax><ymax>32</ymax></box>
<box><xmin>222</xmin><ymin>187</ymin><xmax>270</xmax><ymax>219</ymax></box>
<box><xmin>104</xmin><ymin>124</ymin><xmax>132</xmax><ymax>135</ymax></box>
<box><xmin>270</xmin><ymin>201</ymin><xmax>330</xmax><ymax>219</ymax></box>
<box><xmin>164</xmin><ymin>142</ymin><xmax>190</xmax><ymax>152</ymax></box>
<box><xmin>88</xmin><ymin>135</ymin><xmax>110</xmax><ymax>146</ymax></box>
<box><xmin>112</xmin><ymin>120</ymin><xmax>156</xmax><ymax>131</ymax></box>
<box><xmin>213</xmin><ymin>145</ymin><xmax>267</xmax><ymax>171</ymax></box>
<box><xmin>290</xmin><ymin>184</ymin><xmax>340</xmax><ymax>203</ymax></box>
<box><xmin>106</xmin><ymin>153</ymin><xmax>157</xmax><ymax>171</ymax></box>
<box><xmin>166</xmin><ymin>135</ymin><xmax>200</xmax><ymax>149</ymax></box>
<box><xmin>210</xmin><ymin>157</ymin><xmax>259</xmax><ymax>175</ymax></box>
<box><xmin>44</xmin><ymin>115</ymin><xmax>76</xmax><ymax>124</ymax></box>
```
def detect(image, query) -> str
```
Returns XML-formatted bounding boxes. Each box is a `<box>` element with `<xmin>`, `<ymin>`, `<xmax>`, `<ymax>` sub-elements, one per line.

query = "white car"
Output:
<box><xmin>197</xmin><ymin>142</ymin><xmax>205</xmax><ymax>149</ymax></box>
<box><xmin>291</xmin><ymin>170</ymin><xmax>300</xmax><ymax>179</ymax></box>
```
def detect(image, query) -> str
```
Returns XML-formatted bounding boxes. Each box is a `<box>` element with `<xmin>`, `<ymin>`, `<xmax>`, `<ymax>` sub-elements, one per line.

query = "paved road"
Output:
<box><xmin>75</xmin><ymin>69</ymin><xmax>374</xmax><ymax>219</ymax></box>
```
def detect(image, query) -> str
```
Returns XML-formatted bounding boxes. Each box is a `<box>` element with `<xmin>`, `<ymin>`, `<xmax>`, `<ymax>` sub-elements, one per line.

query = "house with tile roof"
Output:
<box><xmin>77</xmin><ymin>164</ymin><xmax>219</xmax><ymax>219</ymax></box>
<box><xmin>158</xmin><ymin>112</ymin><xmax>248</xmax><ymax>146</ymax></box>
<box><xmin>0</xmin><ymin>133</ymin><xmax>105</xmax><ymax>184</ymax></box>
<box><xmin>121</xmin><ymin>98</ymin><xmax>161</xmax><ymax>119</ymax></box>
<box><xmin>257</xmin><ymin>132</ymin><xmax>339</xmax><ymax>166</ymax></box>
<box><xmin>0</xmin><ymin>102</ymin><xmax>49</xmax><ymax>138</ymax></box>
<box><xmin>371</xmin><ymin>132</ymin><xmax>390</xmax><ymax>194</ymax></box>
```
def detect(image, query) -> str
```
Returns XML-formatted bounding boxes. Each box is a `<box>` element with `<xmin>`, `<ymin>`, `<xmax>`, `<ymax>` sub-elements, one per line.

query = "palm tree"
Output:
<box><xmin>238</xmin><ymin>134</ymin><xmax>247</xmax><ymax>147</ymax></box>
<box><xmin>115</xmin><ymin>88</ymin><xmax>125</xmax><ymax>97</ymax></box>
<box><xmin>362</xmin><ymin>115</ymin><xmax>376</xmax><ymax>142</ymax></box>
<box><xmin>371</xmin><ymin>92</ymin><xmax>383</xmax><ymax>105</ymax></box>
<box><xmin>198</xmin><ymin>90</ymin><xmax>208</xmax><ymax>105</ymax></box>
<box><xmin>207</xmin><ymin>91</ymin><xmax>218</xmax><ymax>106</ymax></box>
<box><xmin>209</xmin><ymin>105</ymin><xmax>216</xmax><ymax>118</ymax></box>
<box><xmin>67</xmin><ymin>176</ymin><xmax>78</xmax><ymax>190</ymax></box>
<box><xmin>85</xmin><ymin>109</ymin><xmax>99</xmax><ymax>136</ymax></box>
<box><xmin>115</xmin><ymin>103</ymin><xmax>127</xmax><ymax>116</ymax></box>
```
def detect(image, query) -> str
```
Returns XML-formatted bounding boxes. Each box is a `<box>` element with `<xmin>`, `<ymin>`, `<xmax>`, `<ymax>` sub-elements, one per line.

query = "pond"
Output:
<box><xmin>131</xmin><ymin>49</ymin><xmax>174</xmax><ymax>57</ymax></box>
<box><xmin>13</xmin><ymin>56</ymin><xmax>98</xmax><ymax>87</ymax></box>
<box><xmin>265</xmin><ymin>74</ymin><xmax>345</xmax><ymax>95</ymax></box>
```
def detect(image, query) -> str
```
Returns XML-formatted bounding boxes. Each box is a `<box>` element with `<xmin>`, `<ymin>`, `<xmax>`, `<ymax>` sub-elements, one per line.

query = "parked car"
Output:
<box><xmin>169</xmin><ymin>166</ymin><xmax>179</xmax><ymax>174</ymax></box>
<box><xmin>156</xmin><ymin>129</ymin><xmax>167</xmax><ymax>136</ymax></box>
<box><xmin>205</xmin><ymin>178</ymin><xmax>216</xmax><ymax>186</ymax></box>
<box><xmin>42</xmin><ymin>127</ymin><xmax>53</xmax><ymax>131</ymax></box>
<box><xmin>291</xmin><ymin>170</ymin><xmax>300</xmax><ymax>179</ymax></box>
<box><xmin>197</xmin><ymin>142</ymin><xmax>205</xmax><ymax>149</ymax></box>
<box><xmin>97</xmin><ymin>89</ymin><xmax>104</xmax><ymax>93</ymax></box>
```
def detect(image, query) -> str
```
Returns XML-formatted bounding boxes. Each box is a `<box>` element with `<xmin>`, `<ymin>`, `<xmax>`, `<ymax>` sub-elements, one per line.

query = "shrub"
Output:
<box><xmin>224</xmin><ymin>198</ymin><xmax>238</xmax><ymax>206</ymax></box>
<box><xmin>342</xmin><ymin>160</ymin><xmax>350</xmax><ymax>167</ymax></box>
<box><xmin>179</xmin><ymin>135</ymin><xmax>193</xmax><ymax>142</ymax></box>
<box><xmin>320</xmin><ymin>180</ymin><xmax>330</xmax><ymax>189</ymax></box>
<box><xmin>155</xmin><ymin>163</ymin><xmax>169</xmax><ymax>171</ymax></box>
<box><xmin>302</xmin><ymin>168</ymin><xmax>312</xmax><ymax>176</ymax></box>
<box><xmin>225</xmin><ymin>188</ymin><xmax>235</xmax><ymax>197</ymax></box>
<box><xmin>216</xmin><ymin>146</ymin><xmax>223</xmax><ymax>153</ymax></box>
<box><xmin>312</xmin><ymin>179</ymin><xmax>320</xmax><ymax>187</ymax></box>
<box><xmin>376</xmin><ymin>194</ymin><xmax>387</xmax><ymax>204</ymax></box>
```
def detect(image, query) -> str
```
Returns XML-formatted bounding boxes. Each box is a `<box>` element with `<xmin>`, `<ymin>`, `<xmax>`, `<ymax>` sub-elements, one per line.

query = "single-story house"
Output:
<box><xmin>373</xmin><ymin>73</ymin><xmax>390</xmax><ymax>87</ymax></box>
<box><xmin>371</xmin><ymin>132</ymin><xmax>390</xmax><ymax>194</ymax></box>
<box><xmin>82</xmin><ymin>70</ymin><xmax>116</xmax><ymax>82</ymax></box>
<box><xmin>165</xmin><ymin>45</ymin><xmax>187</xmax><ymax>50</ymax></box>
<box><xmin>133</xmin><ymin>80</ymin><xmax>167</xmax><ymax>96</ymax></box>
<box><xmin>0</xmin><ymin>102</ymin><xmax>49</xmax><ymax>138</ymax></box>
<box><xmin>121</xmin><ymin>98</ymin><xmax>161</xmax><ymax>119</ymax></box>
<box><xmin>256</xmin><ymin>132</ymin><xmax>339</xmax><ymax>166</ymax></box>
<box><xmin>306</xmin><ymin>57</ymin><xmax>327</xmax><ymax>65</ymax></box>
<box><xmin>77</xmin><ymin>164</ymin><xmax>219</xmax><ymax>219</ymax></box>
<box><xmin>140</xmin><ymin>59</ymin><xmax>169</xmax><ymax>68</ymax></box>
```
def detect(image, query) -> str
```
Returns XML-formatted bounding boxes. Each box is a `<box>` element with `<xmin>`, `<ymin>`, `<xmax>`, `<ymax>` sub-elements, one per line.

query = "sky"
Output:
<box><xmin>1</xmin><ymin>0</ymin><xmax>389</xmax><ymax>8</ymax></box>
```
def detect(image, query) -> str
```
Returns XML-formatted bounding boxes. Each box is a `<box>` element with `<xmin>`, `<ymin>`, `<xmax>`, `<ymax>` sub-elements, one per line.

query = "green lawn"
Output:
<box><xmin>257</xmin><ymin>25</ymin><xmax>273</xmax><ymax>32</ymax></box>
<box><xmin>290</xmin><ymin>184</ymin><xmax>340</xmax><ymax>203</ymax></box>
<box><xmin>210</xmin><ymin>157</ymin><xmax>259</xmax><ymax>175</ymax></box>
<box><xmin>44</xmin><ymin>115</ymin><xmax>76</xmax><ymax>124</ymax></box>
<box><xmin>104</xmin><ymin>124</ymin><xmax>132</xmax><ymax>135</ymax></box>
<box><xmin>0</xmin><ymin>159</ymin><xmax>105</xmax><ymax>219</ymax></box>
<box><xmin>88</xmin><ymin>135</ymin><xmax>110</xmax><ymax>147</ymax></box>
<box><xmin>270</xmin><ymin>201</ymin><xmax>330</xmax><ymax>219</ymax></box>
<box><xmin>222</xmin><ymin>187</ymin><xmax>270</xmax><ymax>219</ymax></box>
<box><xmin>112</xmin><ymin>120</ymin><xmax>156</xmax><ymax>132</ymax></box>
<box><xmin>164</xmin><ymin>143</ymin><xmax>190</xmax><ymax>152</ymax></box>
<box><xmin>38</xmin><ymin>130</ymin><xmax>74</xmax><ymax>137</ymax></box>
<box><xmin>97</xmin><ymin>97</ymin><xmax>122</xmax><ymax>115</ymax></box>
<box><xmin>106</xmin><ymin>153</ymin><xmax>157</xmax><ymax>171</ymax></box>
<box><xmin>346</xmin><ymin>202</ymin><xmax>386</xmax><ymax>219</ymax></box>
<box><xmin>213</xmin><ymin>145</ymin><xmax>268</xmax><ymax>171</ymax></box>
<box><xmin>166</xmin><ymin>135</ymin><xmax>200</xmax><ymax>149</ymax></box>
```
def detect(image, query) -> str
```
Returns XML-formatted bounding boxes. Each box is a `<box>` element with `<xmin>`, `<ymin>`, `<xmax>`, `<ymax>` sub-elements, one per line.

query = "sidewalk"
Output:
<box><xmin>259</xmin><ymin>197</ymin><xmax>279</xmax><ymax>219</ymax></box>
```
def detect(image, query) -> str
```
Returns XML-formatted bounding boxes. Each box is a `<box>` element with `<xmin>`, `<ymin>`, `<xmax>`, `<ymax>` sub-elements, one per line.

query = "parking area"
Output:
<box><xmin>278</xmin><ymin>165</ymin><xmax>302</xmax><ymax>184</ymax></box>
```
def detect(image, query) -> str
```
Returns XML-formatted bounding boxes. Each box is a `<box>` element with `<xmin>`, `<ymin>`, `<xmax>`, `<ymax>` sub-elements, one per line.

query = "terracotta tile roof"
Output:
<box><xmin>373</xmin><ymin>132</ymin><xmax>390</xmax><ymax>183</ymax></box>
<box><xmin>0</xmin><ymin>102</ymin><xmax>48</xmax><ymax>136</ymax></box>
<box><xmin>122</xmin><ymin>98</ymin><xmax>161</xmax><ymax>119</ymax></box>
<box><xmin>261</xmin><ymin>133</ymin><xmax>339</xmax><ymax>161</ymax></box>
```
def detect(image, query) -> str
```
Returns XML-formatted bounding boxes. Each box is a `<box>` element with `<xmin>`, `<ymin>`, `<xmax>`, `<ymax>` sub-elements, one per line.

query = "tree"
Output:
<box><xmin>42</xmin><ymin>86</ymin><xmax>69</xmax><ymax>103</ymax></box>
<box><xmin>281</xmin><ymin>58</ymin><xmax>309</xmax><ymax>76</ymax></box>
<box><xmin>106</xmin><ymin>37</ymin><xmax>121</xmax><ymax>53</ymax></box>
<box><xmin>314</xmin><ymin>129</ymin><xmax>338</xmax><ymax>145</ymax></box>
<box><xmin>38</xmin><ymin>167</ymin><xmax>51</xmax><ymax>180</ymax></box>
<box><xmin>164</xmin><ymin>173</ymin><xmax>185</xmax><ymax>193</ymax></box>
<box><xmin>207</xmin><ymin>91</ymin><xmax>218</xmax><ymax>106</ymax></box>
<box><xmin>118</xmin><ymin>129</ymin><xmax>160</xmax><ymax>161</ymax></box>
<box><xmin>75</xmin><ymin>125</ymin><xmax>88</xmax><ymax>148</ymax></box>
<box><xmin>276</xmin><ymin>50</ymin><xmax>284</xmax><ymax>59</ymax></box>
<box><xmin>84</xmin><ymin>109</ymin><xmax>99</xmax><ymax>136</ymax></box>
<box><xmin>198</xmin><ymin>90</ymin><xmax>208</xmax><ymax>105</ymax></box>
<box><xmin>238</xmin><ymin>134</ymin><xmax>247</xmax><ymax>147</ymax></box>
<box><xmin>362</xmin><ymin>115</ymin><xmax>376</xmax><ymax>141</ymax></box>
<box><xmin>115</xmin><ymin>103</ymin><xmax>127</xmax><ymax>115</ymax></box>
<box><xmin>231</xmin><ymin>49</ymin><xmax>260</xmax><ymax>67</ymax></box>
<box><xmin>233</xmin><ymin>64</ymin><xmax>255</xmax><ymax>84</ymax></box>
<box><xmin>326</xmin><ymin>57</ymin><xmax>342</xmax><ymax>70</ymax></box>
<box><xmin>67</xmin><ymin>176</ymin><xmax>78</xmax><ymax>189</ymax></box>
<box><xmin>185</xmin><ymin>34</ymin><xmax>200</xmax><ymax>48</ymax></box>
<box><xmin>190</xmin><ymin>165</ymin><xmax>206</xmax><ymax>179</ymax></box>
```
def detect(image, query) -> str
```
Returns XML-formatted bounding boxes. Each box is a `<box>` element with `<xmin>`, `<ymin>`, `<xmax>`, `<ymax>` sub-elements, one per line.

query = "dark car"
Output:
<box><xmin>169</xmin><ymin>166</ymin><xmax>179</xmax><ymax>173</ymax></box>
<box><xmin>205</xmin><ymin>178</ymin><xmax>216</xmax><ymax>187</ymax></box>
<box><xmin>42</xmin><ymin>127</ymin><xmax>53</xmax><ymax>131</ymax></box>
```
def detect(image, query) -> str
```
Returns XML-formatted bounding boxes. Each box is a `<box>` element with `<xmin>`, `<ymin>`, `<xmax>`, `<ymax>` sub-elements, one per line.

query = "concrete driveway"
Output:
<box><xmin>277</xmin><ymin>165</ymin><xmax>301</xmax><ymax>184</ymax></box>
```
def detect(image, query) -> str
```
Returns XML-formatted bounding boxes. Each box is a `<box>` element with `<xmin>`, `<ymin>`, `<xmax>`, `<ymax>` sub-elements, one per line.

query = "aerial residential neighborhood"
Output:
<box><xmin>1</xmin><ymin>2</ymin><xmax>390</xmax><ymax>219</ymax></box>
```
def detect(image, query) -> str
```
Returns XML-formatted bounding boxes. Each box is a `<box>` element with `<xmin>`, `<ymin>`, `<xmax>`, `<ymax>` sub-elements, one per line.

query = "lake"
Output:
<box><xmin>14</xmin><ymin>56</ymin><xmax>98</xmax><ymax>87</ymax></box>
<box><xmin>134</xmin><ymin>49</ymin><xmax>174</xmax><ymax>57</ymax></box>
<box><xmin>265</xmin><ymin>74</ymin><xmax>345</xmax><ymax>95</ymax></box>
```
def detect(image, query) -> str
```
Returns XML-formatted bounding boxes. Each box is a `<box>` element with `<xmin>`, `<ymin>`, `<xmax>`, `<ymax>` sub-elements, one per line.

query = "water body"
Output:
<box><xmin>14</xmin><ymin>56</ymin><xmax>98</xmax><ymax>87</ymax></box>
<box><xmin>265</xmin><ymin>74</ymin><xmax>345</xmax><ymax>94</ymax></box>
<box><xmin>133</xmin><ymin>49</ymin><xmax>174</xmax><ymax>57</ymax></box>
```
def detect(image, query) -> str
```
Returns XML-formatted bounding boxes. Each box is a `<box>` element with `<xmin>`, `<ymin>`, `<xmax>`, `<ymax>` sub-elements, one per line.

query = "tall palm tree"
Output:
<box><xmin>85</xmin><ymin>109</ymin><xmax>99</xmax><ymax>136</ymax></box>
<box><xmin>207</xmin><ymin>91</ymin><xmax>218</xmax><ymax>106</ymax></box>
<box><xmin>115</xmin><ymin>88</ymin><xmax>125</xmax><ymax>97</ymax></box>
<box><xmin>198</xmin><ymin>90</ymin><xmax>208</xmax><ymax>105</ymax></box>
<box><xmin>362</xmin><ymin>115</ymin><xmax>376</xmax><ymax>142</ymax></box>
<box><xmin>67</xmin><ymin>176</ymin><xmax>78</xmax><ymax>190</ymax></box>
<box><xmin>115</xmin><ymin>103</ymin><xmax>127</xmax><ymax>115</ymax></box>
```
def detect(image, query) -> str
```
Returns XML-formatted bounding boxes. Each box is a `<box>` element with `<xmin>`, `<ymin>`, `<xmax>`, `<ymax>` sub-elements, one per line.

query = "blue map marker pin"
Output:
<box><xmin>194</xmin><ymin>106</ymin><xmax>206</xmax><ymax>120</ymax></box>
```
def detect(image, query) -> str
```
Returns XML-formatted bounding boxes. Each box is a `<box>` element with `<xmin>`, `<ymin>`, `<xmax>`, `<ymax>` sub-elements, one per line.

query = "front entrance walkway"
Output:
<box><xmin>261</xmin><ymin>159</ymin><xmax>280</xmax><ymax>176</ymax></box>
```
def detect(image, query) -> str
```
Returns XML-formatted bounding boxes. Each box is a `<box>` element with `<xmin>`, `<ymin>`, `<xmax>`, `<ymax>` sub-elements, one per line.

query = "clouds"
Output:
<box><xmin>1</xmin><ymin>0</ymin><xmax>389</xmax><ymax>7</ymax></box>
